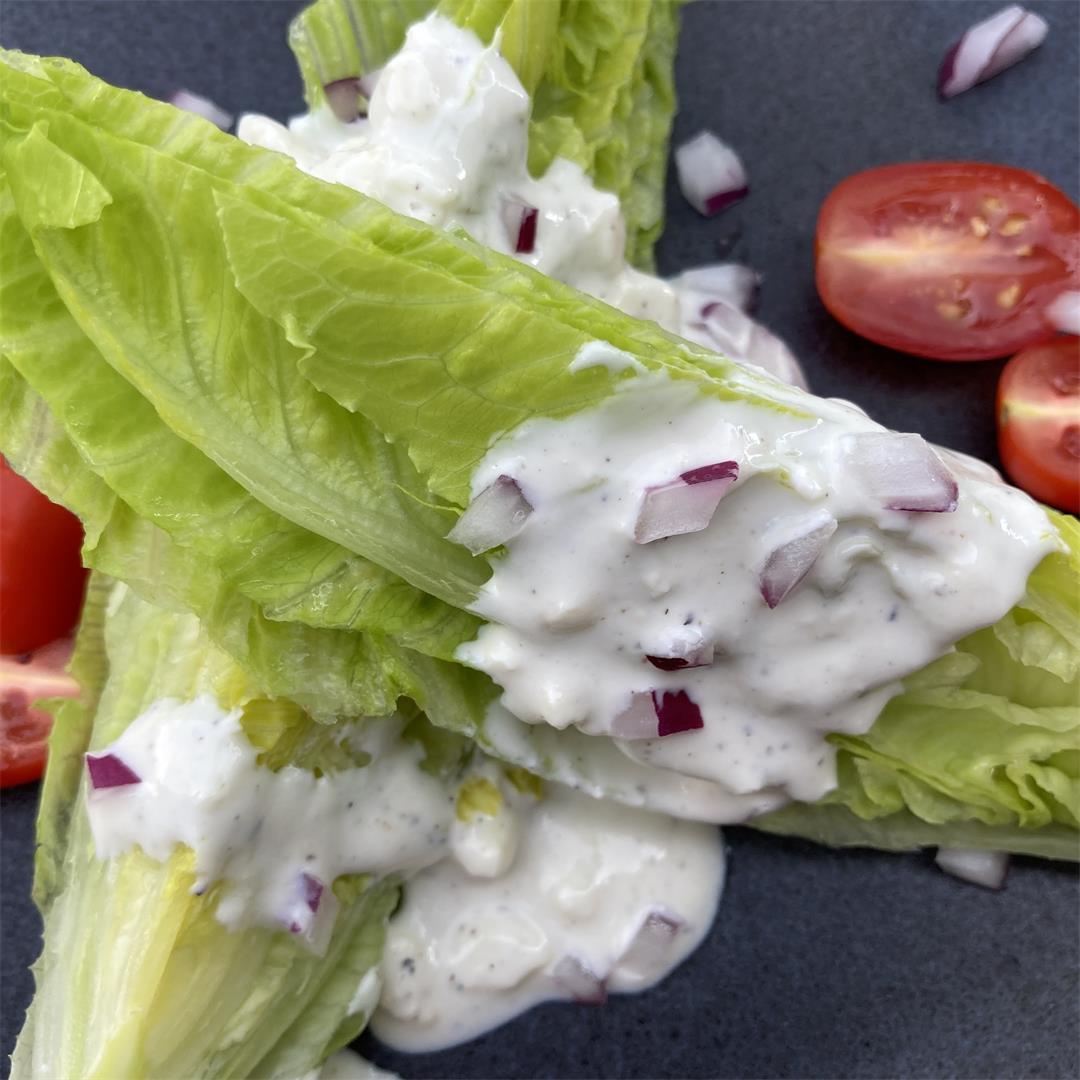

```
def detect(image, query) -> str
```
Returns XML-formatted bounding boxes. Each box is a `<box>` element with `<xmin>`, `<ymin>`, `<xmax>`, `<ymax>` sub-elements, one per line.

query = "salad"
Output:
<box><xmin>1</xmin><ymin>0</ymin><xmax>1077</xmax><ymax>1077</ymax></box>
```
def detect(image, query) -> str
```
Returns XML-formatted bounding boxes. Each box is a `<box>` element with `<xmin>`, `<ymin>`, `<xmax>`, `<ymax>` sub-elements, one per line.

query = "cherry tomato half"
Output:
<box><xmin>997</xmin><ymin>336</ymin><xmax>1080</xmax><ymax>513</ymax></box>
<box><xmin>1</xmin><ymin>458</ymin><xmax>88</xmax><ymax>654</ymax></box>
<box><xmin>816</xmin><ymin>163</ymin><xmax>1080</xmax><ymax>361</ymax></box>
<box><xmin>1</xmin><ymin>637</ymin><xmax>80</xmax><ymax>788</ymax></box>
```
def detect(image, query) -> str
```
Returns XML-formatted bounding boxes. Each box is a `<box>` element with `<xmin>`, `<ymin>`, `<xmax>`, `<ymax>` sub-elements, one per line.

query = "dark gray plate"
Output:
<box><xmin>1</xmin><ymin>2</ymin><xmax>1077</xmax><ymax>1077</ymax></box>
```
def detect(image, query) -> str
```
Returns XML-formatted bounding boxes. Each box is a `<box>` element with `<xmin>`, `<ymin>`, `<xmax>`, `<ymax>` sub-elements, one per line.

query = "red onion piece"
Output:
<box><xmin>302</xmin><ymin>872</ymin><xmax>324</xmax><ymax>913</ymax></box>
<box><xmin>646</xmin><ymin>656</ymin><xmax>688</xmax><ymax>672</ymax></box>
<box><xmin>611</xmin><ymin>692</ymin><xmax>660</xmax><ymax>740</ymax></box>
<box><xmin>935</xmin><ymin>848</ymin><xmax>1009</xmax><ymax>889</ymax></box>
<box><xmin>501</xmin><ymin>199</ymin><xmax>539</xmax><ymax>254</ymax></box>
<box><xmin>676</xmin><ymin>131</ymin><xmax>748</xmax><ymax>217</ymax></box>
<box><xmin>938</xmin><ymin>5</ymin><xmax>1048</xmax><ymax>99</ymax></box>
<box><xmin>645</xmin><ymin>627</ymin><xmax>714</xmax><ymax>671</ymax></box>
<box><xmin>323</xmin><ymin>77</ymin><xmax>366</xmax><ymax>123</ymax></box>
<box><xmin>619</xmin><ymin>910</ymin><xmax>685</xmax><ymax>973</ymax></box>
<box><xmin>551</xmin><ymin>955</ymin><xmax>607</xmax><ymax>1004</ymax></box>
<box><xmin>1046</xmin><ymin>290</ymin><xmax>1080</xmax><ymax>335</ymax></box>
<box><xmin>646</xmin><ymin>648</ymin><xmax>713</xmax><ymax>672</ymax></box>
<box><xmin>286</xmin><ymin>872</ymin><xmax>327</xmax><ymax>934</ymax></box>
<box><xmin>169</xmin><ymin>90</ymin><xmax>234</xmax><ymax>131</ymax></box>
<box><xmin>845</xmin><ymin>432</ymin><xmax>959</xmax><ymax>512</ymax></box>
<box><xmin>654</xmin><ymin>689</ymin><xmax>704</xmax><ymax>737</ymax></box>
<box><xmin>674</xmin><ymin>263</ymin><xmax>760</xmax><ymax>314</ymax></box>
<box><xmin>448</xmin><ymin>475</ymin><xmax>533</xmax><ymax>554</ymax></box>
<box><xmin>697</xmin><ymin>300</ymin><xmax>809</xmax><ymax>390</ymax></box>
<box><xmin>759</xmin><ymin>509</ymin><xmax>838</xmax><ymax>609</ymax></box>
<box><xmin>681</xmin><ymin>461</ymin><xmax>739</xmax><ymax>486</ymax></box>
<box><xmin>634</xmin><ymin>462</ymin><xmax>739</xmax><ymax>544</ymax></box>
<box><xmin>611</xmin><ymin>689</ymin><xmax>705</xmax><ymax>739</ymax></box>
<box><xmin>85</xmin><ymin>752</ymin><xmax>141</xmax><ymax>790</ymax></box>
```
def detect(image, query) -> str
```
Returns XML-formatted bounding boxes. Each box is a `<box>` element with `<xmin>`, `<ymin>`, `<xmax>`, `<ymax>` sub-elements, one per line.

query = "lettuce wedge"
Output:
<box><xmin>12</xmin><ymin>576</ymin><xmax>403</xmax><ymax>1079</ymax></box>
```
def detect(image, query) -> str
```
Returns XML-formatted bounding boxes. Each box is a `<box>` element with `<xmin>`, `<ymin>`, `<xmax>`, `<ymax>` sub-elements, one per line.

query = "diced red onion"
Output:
<box><xmin>323</xmin><ymin>77</ymin><xmax>366</xmax><ymax>123</ymax></box>
<box><xmin>611</xmin><ymin>692</ymin><xmax>661</xmax><ymax>740</ymax></box>
<box><xmin>169</xmin><ymin>90</ymin><xmax>234</xmax><ymax>131</ymax></box>
<box><xmin>610</xmin><ymin>689</ymin><xmax>705</xmax><ymax>739</ymax></box>
<box><xmin>646</xmin><ymin>646</ymin><xmax>713</xmax><ymax>672</ymax></box>
<box><xmin>697</xmin><ymin>300</ymin><xmax>809</xmax><ymax>390</ymax></box>
<box><xmin>501</xmin><ymin>198</ymin><xmax>539</xmax><ymax>254</ymax></box>
<box><xmin>447</xmin><ymin>475</ymin><xmax>533</xmax><ymax>554</ymax></box>
<box><xmin>301</xmin><ymin>872</ymin><xmax>324</xmax><ymax>913</ymax></box>
<box><xmin>1046</xmin><ymin>290</ymin><xmax>1080</xmax><ymax>335</ymax></box>
<box><xmin>619</xmin><ymin>910</ymin><xmax>685</xmax><ymax>972</ymax></box>
<box><xmin>85</xmin><ymin>752</ymin><xmax>141</xmax><ymax>789</ymax></box>
<box><xmin>551</xmin><ymin>955</ymin><xmax>607</xmax><ymax>1004</ymax></box>
<box><xmin>645</xmin><ymin>626</ymin><xmax>714</xmax><ymax>671</ymax></box>
<box><xmin>674</xmin><ymin>263</ymin><xmax>760</xmax><ymax>314</ymax></box>
<box><xmin>759</xmin><ymin>509</ymin><xmax>838</xmax><ymax>609</ymax></box>
<box><xmin>845</xmin><ymin>432</ymin><xmax>959</xmax><ymax>512</ymax></box>
<box><xmin>286</xmin><ymin>871</ymin><xmax>327</xmax><ymax>934</ymax></box>
<box><xmin>654</xmin><ymin>689</ymin><xmax>704</xmax><ymax>737</ymax></box>
<box><xmin>935</xmin><ymin>848</ymin><xmax>1010</xmax><ymax>889</ymax></box>
<box><xmin>634</xmin><ymin>462</ymin><xmax>739</xmax><ymax>544</ymax></box>
<box><xmin>938</xmin><ymin>5</ymin><xmax>1048</xmax><ymax>99</ymax></box>
<box><xmin>675</xmin><ymin>131</ymin><xmax>749</xmax><ymax>217</ymax></box>
<box><xmin>680</xmin><ymin>461</ymin><xmax>739</xmax><ymax>486</ymax></box>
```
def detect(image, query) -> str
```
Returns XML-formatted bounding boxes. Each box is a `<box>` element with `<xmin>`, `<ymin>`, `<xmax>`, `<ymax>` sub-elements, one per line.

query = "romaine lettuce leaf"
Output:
<box><xmin>437</xmin><ymin>0</ymin><xmax>680</xmax><ymax>268</ymax></box>
<box><xmin>2</xmin><ymin>358</ymin><xmax>749</xmax><ymax>824</ymax></box>
<box><xmin>289</xmin><ymin>0</ymin><xmax>682</xmax><ymax>269</ymax></box>
<box><xmin>1</xmin><ymin>129</ymin><xmax>483</xmax><ymax>612</ymax></box>
<box><xmin>289</xmin><ymin>0</ymin><xmax>434</xmax><ymax>113</ymax></box>
<box><xmin>756</xmin><ymin>512</ymin><xmax>1080</xmax><ymax>859</ymax></box>
<box><xmin>0</xmin><ymin>50</ymin><xmax>786</xmax><ymax>525</ymax></box>
<box><xmin>0</xmin><ymin>357</ymin><xmax>498</xmax><ymax>733</ymax></box>
<box><xmin>0</xmin><ymin>181</ymin><xmax>479</xmax><ymax>661</ymax></box>
<box><xmin>31</xmin><ymin>572</ymin><xmax>111</xmax><ymax>912</ymax></box>
<box><xmin>12</xmin><ymin>578</ymin><xmax>402</xmax><ymax>1079</ymax></box>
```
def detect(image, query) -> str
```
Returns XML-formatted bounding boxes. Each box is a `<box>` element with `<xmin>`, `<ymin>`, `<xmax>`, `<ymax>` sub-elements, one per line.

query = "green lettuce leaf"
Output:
<box><xmin>287</xmin><ymin>0</ymin><xmax>681</xmax><ymax>269</ymax></box>
<box><xmin>0</xmin><ymin>49</ymin><xmax>786</xmax><ymax>540</ymax></box>
<box><xmin>31</xmin><ymin>572</ymin><xmax>111</xmax><ymax>912</ymax></box>
<box><xmin>755</xmin><ymin>511</ymin><xmax>1080</xmax><ymax>859</ymax></box>
<box><xmin>0</xmin><ymin>178</ymin><xmax>479</xmax><ymax>661</ymax></box>
<box><xmin>0</xmin><ymin>82</ymin><xmax>485</xmax><ymax>610</ymax></box>
<box><xmin>0</xmin><ymin>357</ymin><xmax>498</xmax><ymax>734</ymax></box>
<box><xmin>436</xmin><ymin>0</ymin><xmax>681</xmax><ymax>268</ymax></box>
<box><xmin>12</xmin><ymin>578</ymin><xmax>403</xmax><ymax>1079</ymax></box>
<box><xmin>2</xmin><ymin>358</ymin><xmax>741</xmax><ymax>823</ymax></box>
<box><xmin>214</xmin><ymin>185</ymin><xmax>790</xmax><ymax>505</ymax></box>
<box><xmin>289</xmin><ymin>0</ymin><xmax>434</xmax><ymax>112</ymax></box>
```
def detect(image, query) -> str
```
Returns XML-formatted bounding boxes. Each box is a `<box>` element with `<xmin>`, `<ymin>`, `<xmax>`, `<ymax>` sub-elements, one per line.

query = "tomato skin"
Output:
<box><xmin>1</xmin><ymin>459</ymin><xmax>88</xmax><ymax>654</ymax></box>
<box><xmin>816</xmin><ymin>163</ymin><xmax>1080</xmax><ymax>361</ymax></box>
<box><xmin>1</xmin><ymin>637</ymin><xmax>80</xmax><ymax>788</ymax></box>
<box><xmin>997</xmin><ymin>337</ymin><xmax>1080</xmax><ymax>513</ymax></box>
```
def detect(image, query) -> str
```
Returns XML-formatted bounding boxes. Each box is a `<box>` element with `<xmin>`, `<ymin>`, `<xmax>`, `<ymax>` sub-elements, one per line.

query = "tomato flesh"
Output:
<box><xmin>1</xmin><ymin>458</ymin><xmax>88</xmax><ymax>654</ymax></box>
<box><xmin>816</xmin><ymin>163</ymin><xmax>1080</xmax><ymax>361</ymax></box>
<box><xmin>1</xmin><ymin>637</ymin><xmax>80</xmax><ymax>788</ymax></box>
<box><xmin>997</xmin><ymin>336</ymin><xmax>1080</xmax><ymax>513</ymax></box>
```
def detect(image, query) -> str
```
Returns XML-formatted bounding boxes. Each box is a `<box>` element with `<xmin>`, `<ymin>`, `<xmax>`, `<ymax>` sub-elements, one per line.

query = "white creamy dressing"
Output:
<box><xmin>86</xmin><ymin>698</ymin><xmax>725</xmax><ymax>1048</ymax></box>
<box><xmin>237</xmin><ymin>15</ymin><xmax>800</xmax><ymax>385</ymax></box>
<box><xmin>372</xmin><ymin>763</ymin><xmax>723</xmax><ymax>1052</ymax></box>
<box><xmin>459</xmin><ymin>377</ymin><xmax>1058</xmax><ymax>806</ymax></box>
<box><xmin>85</xmin><ymin>697</ymin><xmax>453</xmax><ymax>949</ymax></box>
